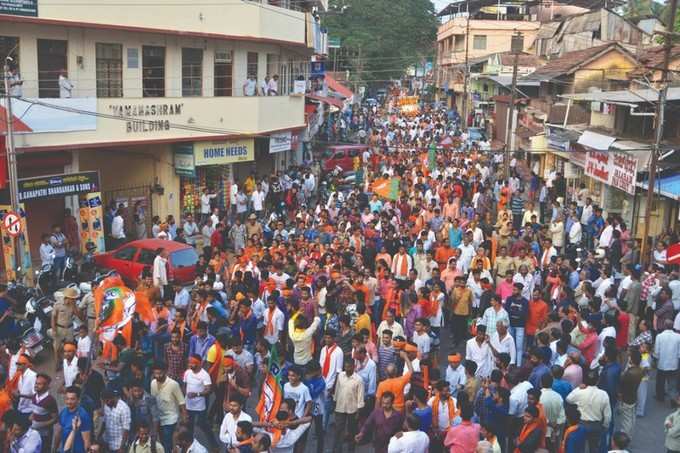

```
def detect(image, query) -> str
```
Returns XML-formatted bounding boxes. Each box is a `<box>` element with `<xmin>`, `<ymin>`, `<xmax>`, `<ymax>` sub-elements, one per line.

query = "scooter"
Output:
<box><xmin>16</xmin><ymin>317</ymin><xmax>51</xmax><ymax>359</ymax></box>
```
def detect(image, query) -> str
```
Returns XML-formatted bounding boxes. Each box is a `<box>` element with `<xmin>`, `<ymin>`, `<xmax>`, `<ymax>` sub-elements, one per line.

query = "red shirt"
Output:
<box><xmin>526</xmin><ymin>299</ymin><xmax>549</xmax><ymax>336</ymax></box>
<box><xmin>616</xmin><ymin>311</ymin><xmax>630</xmax><ymax>349</ymax></box>
<box><xmin>210</xmin><ymin>229</ymin><xmax>224</xmax><ymax>248</ymax></box>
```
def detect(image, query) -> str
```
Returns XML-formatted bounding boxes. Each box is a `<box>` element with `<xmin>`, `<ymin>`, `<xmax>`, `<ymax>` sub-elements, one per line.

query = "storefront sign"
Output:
<box><xmin>584</xmin><ymin>151</ymin><xmax>638</xmax><ymax>195</ymax></box>
<box><xmin>0</xmin><ymin>0</ymin><xmax>38</xmax><ymax>16</ymax></box>
<box><xmin>269</xmin><ymin>131</ymin><xmax>293</xmax><ymax>154</ymax></box>
<box><xmin>18</xmin><ymin>171</ymin><xmax>101</xmax><ymax>201</ymax></box>
<box><xmin>174</xmin><ymin>144</ymin><xmax>196</xmax><ymax>177</ymax></box>
<box><xmin>193</xmin><ymin>139</ymin><xmax>254</xmax><ymax>166</ymax></box>
<box><xmin>108</xmin><ymin>103</ymin><xmax>184</xmax><ymax>133</ymax></box>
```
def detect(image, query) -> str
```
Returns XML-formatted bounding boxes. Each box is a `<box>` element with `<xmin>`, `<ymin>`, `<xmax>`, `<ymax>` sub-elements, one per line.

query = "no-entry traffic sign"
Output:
<box><xmin>3</xmin><ymin>211</ymin><xmax>22</xmax><ymax>237</ymax></box>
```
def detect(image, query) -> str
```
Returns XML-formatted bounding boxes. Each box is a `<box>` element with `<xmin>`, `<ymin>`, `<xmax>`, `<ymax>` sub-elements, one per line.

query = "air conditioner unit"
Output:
<box><xmin>215</xmin><ymin>51</ymin><xmax>232</xmax><ymax>63</ymax></box>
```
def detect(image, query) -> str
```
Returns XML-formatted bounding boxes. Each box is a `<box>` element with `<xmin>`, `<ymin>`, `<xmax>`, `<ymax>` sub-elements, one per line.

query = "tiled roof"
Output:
<box><xmin>523</xmin><ymin>43</ymin><xmax>634</xmax><ymax>81</ymax></box>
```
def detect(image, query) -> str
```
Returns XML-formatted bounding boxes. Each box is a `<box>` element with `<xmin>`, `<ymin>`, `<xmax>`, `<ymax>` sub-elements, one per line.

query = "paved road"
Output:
<box><xmin>35</xmin><ymin>326</ymin><xmax>669</xmax><ymax>453</ymax></box>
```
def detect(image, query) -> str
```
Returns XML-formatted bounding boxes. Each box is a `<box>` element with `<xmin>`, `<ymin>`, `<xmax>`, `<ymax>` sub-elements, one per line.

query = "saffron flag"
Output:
<box><xmin>256</xmin><ymin>345</ymin><xmax>283</xmax><ymax>423</ymax></box>
<box><xmin>428</xmin><ymin>142</ymin><xmax>437</xmax><ymax>172</ymax></box>
<box><xmin>372</xmin><ymin>177</ymin><xmax>400</xmax><ymax>201</ymax></box>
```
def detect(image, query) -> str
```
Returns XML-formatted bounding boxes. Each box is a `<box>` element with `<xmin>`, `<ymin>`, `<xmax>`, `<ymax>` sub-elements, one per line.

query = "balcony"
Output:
<box><xmin>22</xmin><ymin>0</ymin><xmax>307</xmax><ymax>46</ymax></box>
<box><xmin>9</xmin><ymin>95</ymin><xmax>305</xmax><ymax>151</ymax></box>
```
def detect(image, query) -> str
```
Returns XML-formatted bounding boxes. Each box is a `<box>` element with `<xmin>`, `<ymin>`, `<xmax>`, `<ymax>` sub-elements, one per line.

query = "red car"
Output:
<box><xmin>321</xmin><ymin>144</ymin><xmax>369</xmax><ymax>173</ymax></box>
<box><xmin>93</xmin><ymin>239</ymin><xmax>198</xmax><ymax>286</ymax></box>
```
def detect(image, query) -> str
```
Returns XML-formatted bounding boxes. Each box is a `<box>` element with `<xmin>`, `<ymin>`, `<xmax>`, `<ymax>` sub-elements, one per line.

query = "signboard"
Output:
<box><xmin>293</xmin><ymin>80</ymin><xmax>307</xmax><ymax>95</ymax></box>
<box><xmin>193</xmin><ymin>139</ymin><xmax>254</xmax><ymax>166</ymax></box>
<box><xmin>108</xmin><ymin>102</ymin><xmax>183</xmax><ymax>133</ymax></box>
<box><xmin>584</xmin><ymin>150</ymin><xmax>638</xmax><ymax>195</ymax></box>
<box><xmin>3</xmin><ymin>211</ymin><xmax>21</xmax><ymax>237</ymax></box>
<box><xmin>18</xmin><ymin>171</ymin><xmax>100</xmax><ymax>202</ymax></box>
<box><xmin>328</xmin><ymin>37</ymin><xmax>341</xmax><ymax>49</ymax></box>
<box><xmin>269</xmin><ymin>131</ymin><xmax>293</xmax><ymax>154</ymax></box>
<box><xmin>310</xmin><ymin>61</ymin><xmax>325</xmax><ymax>77</ymax></box>
<box><xmin>0</xmin><ymin>0</ymin><xmax>37</xmax><ymax>16</ymax></box>
<box><xmin>174</xmin><ymin>144</ymin><xmax>196</xmax><ymax>177</ymax></box>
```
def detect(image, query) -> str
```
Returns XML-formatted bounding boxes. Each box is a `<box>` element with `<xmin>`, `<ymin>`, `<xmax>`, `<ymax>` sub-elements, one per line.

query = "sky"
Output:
<box><xmin>432</xmin><ymin>0</ymin><xmax>450</xmax><ymax>13</ymax></box>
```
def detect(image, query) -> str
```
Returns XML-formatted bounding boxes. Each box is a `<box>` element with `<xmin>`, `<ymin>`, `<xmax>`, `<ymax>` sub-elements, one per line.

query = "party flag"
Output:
<box><xmin>256</xmin><ymin>345</ymin><xmax>283</xmax><ymax>423</ymax></box>
<box><xmin>372</xmin><ymin>177</ymin><xmax>400</xmax><ymax>201</ymax></box>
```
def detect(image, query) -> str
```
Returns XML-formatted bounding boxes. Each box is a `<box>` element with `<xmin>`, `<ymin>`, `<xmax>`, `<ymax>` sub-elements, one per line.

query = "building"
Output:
<box><xmin>0</xmin><ymin>0</ymin><xmax>326</xmax><ymax>258</ymax></box>
<box><xmin>435</xmin><ymin>0</ymin><xmax>540</xmax><ymax>113</ymax></box>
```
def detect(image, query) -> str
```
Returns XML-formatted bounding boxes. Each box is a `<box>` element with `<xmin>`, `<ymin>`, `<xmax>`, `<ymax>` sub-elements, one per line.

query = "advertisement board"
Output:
<box><xmin>269</xmin><ymin>131</ymin><xmax>293</xmax><ymax>154</ymax></box>
<box><xmin>584</xmin><ymin>150</ymin><xmax>638</xmax><ymax>195</ymax></box>
<box><xmin>193</xmin><ymin>139</ymin><xmax>255</xmax><ymax>166</ymax></box>
<box><xmin>18</xmin><ymin>171</ymin><xmax>101</xmax><ymax>202</ymax></box>
<box><xmin>0</xmin><ymin>0</ymin><xmax>37</xmax><ymax>16</ymax></box>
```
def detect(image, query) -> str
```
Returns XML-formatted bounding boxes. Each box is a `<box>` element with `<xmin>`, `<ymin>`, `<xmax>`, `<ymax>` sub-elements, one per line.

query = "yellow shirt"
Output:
<box><xmin>355</xmin><ymin>313</ymin><xmax>372</xmax><ymax>337</ymax></box>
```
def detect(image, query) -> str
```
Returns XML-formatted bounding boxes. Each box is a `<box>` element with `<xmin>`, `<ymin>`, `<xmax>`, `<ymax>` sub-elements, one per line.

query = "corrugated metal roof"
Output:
<box><xmin>523</xmin><ymin>43</ymin><xmax>634</xmax><ymax>81</ymax></box>
<box><xmin>560</xmin><ymin>86</ymin><xmax>680</xmax><ymax>104</ymax></box>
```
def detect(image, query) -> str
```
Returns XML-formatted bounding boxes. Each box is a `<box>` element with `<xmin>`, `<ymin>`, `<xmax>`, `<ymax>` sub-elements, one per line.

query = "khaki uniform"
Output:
<box><xmin>52</xmin><ymin>300</ymin><xmax>76</xmax><ymax>346</ymax></box>
<box><xmin>494</xmin><ymin>255</ymin><xmax>516</xmax><ymax>286</ymax></box>
<box><xmin>514</xmin><ymin>256</ymin><xmax>535</xmax><ymax>273</ymax></box>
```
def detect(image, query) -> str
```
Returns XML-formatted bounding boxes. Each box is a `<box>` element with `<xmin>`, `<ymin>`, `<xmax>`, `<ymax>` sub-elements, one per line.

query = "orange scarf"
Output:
<box><xmin>515</xmin><ymin>419</ymin><xmax>546</xmax><ymax>453</ymax></box>
<box><xmin>559</xmin><ymin>424</ymin><xmax>580</xmax><ymax>453</ymax></box>
<box><xmin>208</xmin><ymin>342</ymin><xmax>223</xmax><ymax>383</ymax></box>
<box><xmin>431</xmin><ymin>395</ymin><xmax>456</xmax><ymax>431</ymax></box>
<box><xmin>266</xmin><ymin>307</ymin><xmax>277</xmax><ymax>336</ymax></box>
<box><xmin>322</xmin><ymin>345</ymin><xmax>337</xmax><ymax>378</ymax></box>
<box><xmin>5</xmin><ymin>369</ymin><xmax>23</xmax><ymax>395</ymax></box>
<box><xmin>191</xmin><ymin>302</ymin><xmax>207</xmax><ymax>332</ymax></box>
<box><xmin>395</xmin><ymin>254</ymin><xmax>409</xmax><ymax>278</ymax></box>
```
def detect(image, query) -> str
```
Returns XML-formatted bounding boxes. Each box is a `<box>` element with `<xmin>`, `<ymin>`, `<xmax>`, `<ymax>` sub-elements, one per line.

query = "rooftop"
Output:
<box><xmin>523</xmin><ymin>43</ymin><xmax>635</xmax><ymax>81</ymax></box>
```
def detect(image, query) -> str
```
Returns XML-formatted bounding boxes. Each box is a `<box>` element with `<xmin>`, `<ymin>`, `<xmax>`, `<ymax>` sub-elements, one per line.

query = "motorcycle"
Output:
<box><xmin>16</xmin><ymin>317</ymin><xmax>51</xmax><ymax>359</ymax></box>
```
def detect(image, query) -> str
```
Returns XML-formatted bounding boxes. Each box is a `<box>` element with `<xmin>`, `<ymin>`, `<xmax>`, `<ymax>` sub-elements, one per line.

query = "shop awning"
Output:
<box><xmin>577</xmin><ymin>130</ymin><xmax>616</xmax><ymax>151</ymax></box>
<box><xmin>306</xmin><ymin>94</ymin><xmax>344</xmax><ymax>109</ymax></box>
<box><xmin>638</xmin><ymin>173</ymin><xmax>680</xmax><ymax>200</ymax></box>
<box><xmin>325</xmin><ymin>74</ymin><xmax>354</xmax><ymax>99</ymax></box>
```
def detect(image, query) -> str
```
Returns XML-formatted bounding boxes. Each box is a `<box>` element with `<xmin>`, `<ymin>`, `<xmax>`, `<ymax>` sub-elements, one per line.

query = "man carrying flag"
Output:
<box><xmin>255</xmin><ymin>344</ymin><xmax>284</xmax><ymax>445</ymax></box>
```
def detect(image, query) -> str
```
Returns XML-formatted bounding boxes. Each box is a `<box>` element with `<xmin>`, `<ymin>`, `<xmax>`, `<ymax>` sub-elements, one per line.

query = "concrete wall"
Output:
<box><xmin>35</xmin><ymin>0</ymin><xmax>306</xmax><ymax>45</ymax></box>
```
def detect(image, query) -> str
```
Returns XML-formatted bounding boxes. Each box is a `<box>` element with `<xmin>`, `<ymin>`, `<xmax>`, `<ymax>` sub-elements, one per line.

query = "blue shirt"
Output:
<box><xmin>413</xmin><ymin>406</ymin><xmax>432</xmax><ymax>433</ymax></box>
<box><xmin>449</xmin><ymin>227</ymin><xmax>463</xmax><ymax>248</ymax></box>
<box><xmin>59</xmin><ymin>406</ymin><xmax>92</xmax><ymax>453</ymax></box>
<box><xmin>565</xmin><ymin>424</ymin><xmax>588</xmax><ymax>453</ymax></box>
<box><xmin>188</xmin><ymin>334</ymin><xmax>215</xmax><ymax>359</ymax></box>
<box><xmin>598</xmin><ymin>362</ymin><xmax>622</xmax><ymax>407</ymax></box>
<box><xmin>529</xmin><ymin>363</ymin><xmax>550</xmax><ymax>389</ymax></box>
<box><xmin>552</xmin><ymin>379</ymin><xmax>573</xmax><ymax>401</ymax></box>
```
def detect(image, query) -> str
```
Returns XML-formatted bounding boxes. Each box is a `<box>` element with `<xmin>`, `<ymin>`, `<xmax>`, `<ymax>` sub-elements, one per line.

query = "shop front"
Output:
<box><xmin>176</xmin><ymin>138</ymin><xmax>255</xmax><ymax>216</ymax></box>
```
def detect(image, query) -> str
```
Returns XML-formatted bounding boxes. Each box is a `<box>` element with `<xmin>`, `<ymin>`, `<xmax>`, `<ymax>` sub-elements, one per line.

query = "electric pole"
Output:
<box><xmin>504</xmin><ymin>31</ymin><xmax>523</xmax><ymax>180</ymax></box>
<box><xmin>461</xmin><ymin>0</ymin><xmax>471</xmax><ymax>130</ymax></box>
<box><xmin>641</xmin><ymin>0</ymin><xmax>678</xmax><ymax>267</ymax></box>
<box><xmin>3</xmin><ymin>54</ymin><xmax>23</xmax><ymax>280</ymax></box>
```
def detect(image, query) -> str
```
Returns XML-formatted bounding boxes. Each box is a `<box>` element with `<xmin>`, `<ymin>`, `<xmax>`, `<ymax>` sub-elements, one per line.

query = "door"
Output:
<box><xmin>109</xmin><ymin>245</ymin><xmax>138</xmax><ymax>283</ymax></box>
<box><xmin>37</xmin><ymin>39</ymin><xmax>67</xmax><ymax>98</ymax></box>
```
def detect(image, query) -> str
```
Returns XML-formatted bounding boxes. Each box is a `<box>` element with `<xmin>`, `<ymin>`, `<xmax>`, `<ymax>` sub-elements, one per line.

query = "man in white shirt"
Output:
<box><xmin>654</xmin><ymin>319</ymin><xmax>680</xmax><ymax>402</ymax></box>
<box><xmin>152</xmin><ymin>248</ymin><xmax>169</xmax><ymax>295</ymax></box>
<box><xmin>465</xmin><ymin>324</ymin><xmax>493</xmax><ymax>378</ymax></box>
<box><xmin>219</xmin><ymin>395</ymin><xmax>252</xmax><ymax>448</ymax></box>
<box><xmin>489</xmin><ymin>320</ymin><xmax>517</xmax><ymax>365</ymax></box>
<box><xmin>111</xmin><ymin>209</ymin><xmax>126</xmax><ymax>248</ymax></box>
<box><xmin>39</xmin><ymin>233</ymin><xmax>55</xmax><ymax>267</ymax></box>
<box><xmin>387</xmin><ymin>413</ymin><xmax>429</xmax><ymax>453</ymax></box>
<box><xmin>62</xmin><ymin>342</ymin><xmax>79</xmax><ymax>387</ymax></box>
<box><xmin>251</xmin><ymin>183</ymin><xmax>266</xmax><ymax>219</ymax></box>
<box><xmin>263</xmin><ymin>296</ymin><xmax>285</xmax><ymax>345</ymax></box>
<box><xmin>59</xmin><ymin>70</ymin><xmax>74</xmax><ymax>98</ymax></box>
<box><xmin>569</xmin><ymin>212</ymin><xmax>582</xmax><ymax>245</ymax></box>
<box><xmin>6</xmin><ymin>66</ymin><xmax>23</xmax><ymax>97</ymax></box>
<box><xmin>457</xmin><ymin>236</ymin><xmax>476</xmax><ymax>274</ymax></box>
<box><xmin>267</xmin><ymin>74</ymin><xmax>279</xmax><ymax>95</ymax></box>
<box><xmin>184</xmin><ymin>354</ymin><xmax>215</xmax><ymax>446</ymax></box>
<box><xmin>16</xmin><ymin>354</ymin><xmax>37</xmax><ymax>416</ymax></box>
<box><xmin>319</xmin><ymin>330</ymin><xmax>344</xmax><ymax>399</ymax></box>
<box><xmin>199</xmin><ymin>188</ymin><xmax>217</xmax><ymax>223</ymax></box>
<box><xmin>566</xmin><ymin>370</ymin><xmax>612</xmax><ymax>453</ymax></box>
<box><xmin>445</xmin><ymin>354</ymin><xmax>466</xmax><ymax>397</ymax></box>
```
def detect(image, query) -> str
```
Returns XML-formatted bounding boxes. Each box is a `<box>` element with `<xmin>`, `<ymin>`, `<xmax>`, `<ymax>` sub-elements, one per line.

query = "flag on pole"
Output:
<box><xmin>428</xmin><ymin>142</ymin><xmax>437</xmax><ymax>172</ymax></box>
<box><xmin>372</xmin><ymin>177</ymin><xmax>400</xmax><ymax>201</ymax></box>
<box><xmin>256</xmin><ymin>345</ymin><xmax>283</xmax><ymax>423</ymax></box>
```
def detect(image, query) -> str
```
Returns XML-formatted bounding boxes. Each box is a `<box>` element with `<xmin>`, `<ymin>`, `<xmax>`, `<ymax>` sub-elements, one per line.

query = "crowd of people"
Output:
<box><xmin>3</xmin><ymin>102</ymin><xmax>680</xmax><ymax>453</ymax></box>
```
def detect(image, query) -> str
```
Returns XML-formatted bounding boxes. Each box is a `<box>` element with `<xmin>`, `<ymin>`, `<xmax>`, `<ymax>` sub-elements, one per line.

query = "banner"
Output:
<box><xmin>269</xmin><ymin>131</ymin><xmax>293</xmax><ymax>154</ymax></box>
<box><xmin>79</xmin><ymin>198</ymin><xmax>91</xmax><ymax>255</ymax></box>
<box><xmin>6</xmin><ymin>98</ymin><xmax>95</xmax><ymax>133</ymax></box>
<box><xmin>372</xmin><ymin>177</ymin><xmax>400</xmax><ymax>201</ymax></box>
<box><xmin>584</xmin><ymin>150</ymin><xmax>638</xmax><ymax>195</ymax></box>
<box><xmin>18</xmin><ymin>171</ymin><xmax>100</xmax><ymax>202</ymax></box>
<box><xmin>86</xmin><ymin>192</ymin><xmax>106</xmax><ymax>253</ymax></box>
<box><xmin>0</xmin><ymin>0</ymin><xmax>37</xmax><ymax>16</ymax></box>
<box><xmin>17</xmin><ymin>204</ymin><xmax>32</xmax><ymax>285</ymax></box>
<box><xmin>174</xmin><ymin>144</ymin><xmax>196</xmax><ymax>177</ymax></box>
<box><xmin>193</xmin><ymin>139</ymin><xmax>254</xmax><ymax>166</ymax></box>
<box><xmin>0</xmin><ymin>206</ymin><xmax>16</xmax><ymax>283</ymax></box>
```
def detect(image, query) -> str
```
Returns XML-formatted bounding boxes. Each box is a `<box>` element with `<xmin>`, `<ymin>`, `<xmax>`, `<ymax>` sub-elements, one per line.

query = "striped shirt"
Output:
<box><xmin>378</xmin><ymin>345</ymin><xmax>396</xmax><ymax>380</ymax></box>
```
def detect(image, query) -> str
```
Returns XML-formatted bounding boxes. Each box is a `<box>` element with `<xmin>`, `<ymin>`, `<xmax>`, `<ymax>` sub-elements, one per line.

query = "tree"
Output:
<box><xmin>323</xmin><ymin>0</ymin><xmax>437</xmax><ymax>87</ymax></box>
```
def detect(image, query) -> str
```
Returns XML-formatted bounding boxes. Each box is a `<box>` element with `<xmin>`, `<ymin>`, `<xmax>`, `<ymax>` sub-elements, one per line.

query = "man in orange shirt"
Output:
<box><xmin>434</xmin><ymin>239</ymin><xmax>456</xmax><ymax>272</ymax></box>
<box><xmin>375</xmin><ymin>350</ymin><xmax>413</xmax><ymax>411</ymax></box>
<box><xmin>526</xmin><ymin>287</ymin><xmax>549</xmax><ymax>349</ymax></box>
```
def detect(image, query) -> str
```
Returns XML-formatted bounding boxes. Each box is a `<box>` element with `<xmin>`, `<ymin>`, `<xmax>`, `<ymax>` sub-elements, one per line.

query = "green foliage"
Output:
<box><xmin>324</xmin><ymin>0</ymin><xmax>438</xmax><ymax>86</ymax></box>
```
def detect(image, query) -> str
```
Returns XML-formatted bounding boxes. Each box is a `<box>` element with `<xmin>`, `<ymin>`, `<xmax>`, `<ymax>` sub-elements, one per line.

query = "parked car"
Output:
<box><xmin>321</xmin><ymin>144</ymin><xmax>369</xmax><ymax>173</ymax></box>
<box><xmin>93</xmin><ymin>239</ymin><xmax>198</xmax><ymax>286</ymax></box>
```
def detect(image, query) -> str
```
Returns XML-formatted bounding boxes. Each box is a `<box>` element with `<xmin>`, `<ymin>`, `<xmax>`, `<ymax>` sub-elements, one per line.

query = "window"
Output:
<box><xmin>182</xmin><ymin>48</ymin><xmax>203</xmax><ymax>97</ymax></box>
<box><xmin>171</xmin><ymin>248</ymin><xmax>199</xmax><ymax>268</ymax></box>
<box><xmin>142</xmin><ymin>45</ymin><xmax>165</xmax><ymax>97</ymax></box>
<box><xmin>266</xmin><ymin>53</ymin><xmax>279</xmax><ymax>78</ymax></box>
<box><xmin>247</xmin><ymin>52</ymin><xmax>258</xmax><ymax>79</ymax></box>
<box><xmin>454</xmin><ymin>35</ymin><xmax>465</xmax><ymax>52</ymax></box>
<box><xmin>136</xmin><ymin>248</ymin><xmax>157</xmax><ymax>265</ymax></box>
<box><xmin>0</xmin><ymin>37</ymin><xmax>19</xmax><ymax>95</ymax></box>
<box><xmin>114</xmin><ymin>246</ymin><xmax>137</xmax><ymax>261</ymax></box>
<box><xmin>96</xmin><ymin>43</ymin><xmax>123</xmax><ymax>98</ymax></box>
<box><xmin>37</xmin><ymin>39</ymin><xmax>67</xmax><ymax>98</ymax></box>
<box><xmin>214</xmin><ymin>49</ymin><xmax>233</xmax><ymax>97</ymax></box>
<box><xmin>473</xmin><ymin>35</ymin><xmax>487</xmax><ymax>50</ymax></box>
